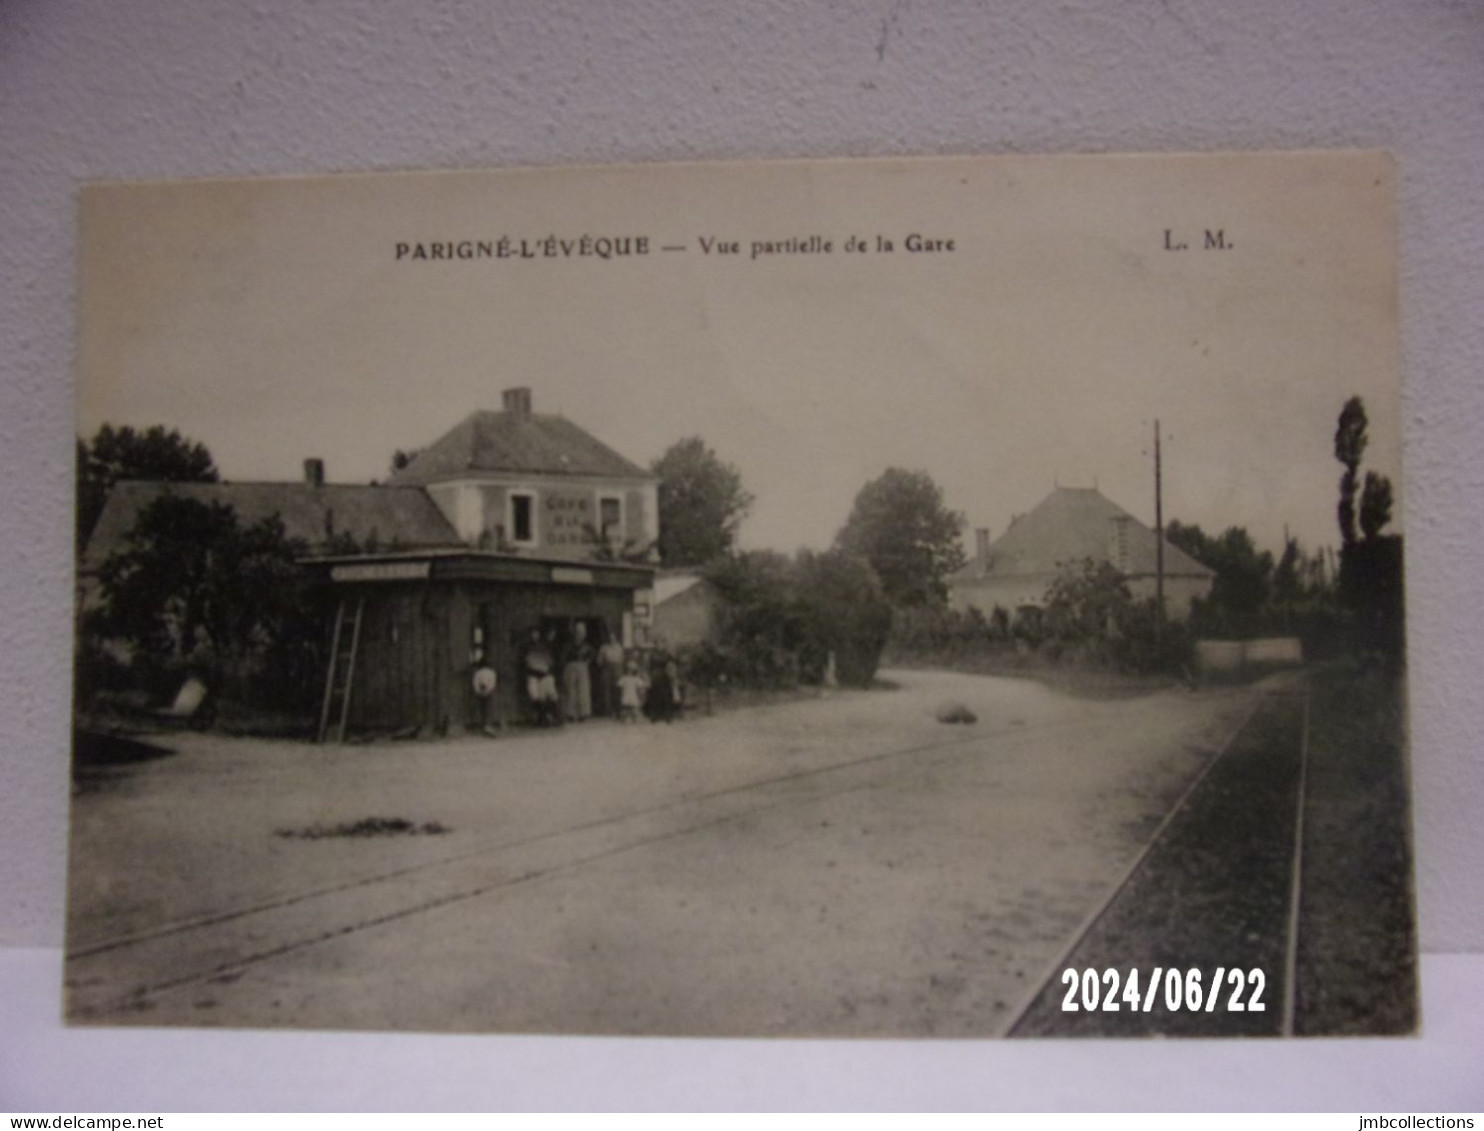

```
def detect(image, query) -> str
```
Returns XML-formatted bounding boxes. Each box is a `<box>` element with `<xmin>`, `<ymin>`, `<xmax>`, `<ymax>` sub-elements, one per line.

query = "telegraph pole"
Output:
<box><xmin>1154</xmin><ymin>419</ymin><xmax>1165</xmax><ymax>645</ymax></box>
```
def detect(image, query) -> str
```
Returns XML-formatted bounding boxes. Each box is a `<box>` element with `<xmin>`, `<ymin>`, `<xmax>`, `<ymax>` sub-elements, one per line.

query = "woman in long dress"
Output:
<box><xmin>523</xmin><ymin>628</ymin><xmax>560</xmax><ymax>726</ymax></box>
<box><xmin>596</xmin><ymin>629</ymin><xmax>626</xmax><ymax>717</ymax></box>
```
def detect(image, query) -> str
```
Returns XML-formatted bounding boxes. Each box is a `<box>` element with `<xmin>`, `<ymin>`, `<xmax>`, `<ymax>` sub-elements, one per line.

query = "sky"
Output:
<box><xmin>77</xmin><ymin>152</ymin><xmax>1403</xmax><ymax>560</ymax></box>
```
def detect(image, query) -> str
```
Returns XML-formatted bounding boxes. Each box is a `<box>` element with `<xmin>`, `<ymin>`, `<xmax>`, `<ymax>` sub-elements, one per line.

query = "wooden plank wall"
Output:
<box><xmin>345</xmin><ymin>581</ymin><xmax>633</xmax><ymax>735</ymax></box>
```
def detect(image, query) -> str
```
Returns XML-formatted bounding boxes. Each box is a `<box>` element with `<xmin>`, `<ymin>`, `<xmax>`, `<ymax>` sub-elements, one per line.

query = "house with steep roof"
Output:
<box><xmin>388</xmin><ymin>387</ymin><xmax>659</xmax><ymax>561</ymax></box>
<box><xmin>81</xmin><ymin>388</ymin><xmax>658</xmax><ymax>738</ymax></box>
<box><xmin>947</xmin><ymin>486</ymin><xmax>1214</xmax><ymax>622</ymax></box>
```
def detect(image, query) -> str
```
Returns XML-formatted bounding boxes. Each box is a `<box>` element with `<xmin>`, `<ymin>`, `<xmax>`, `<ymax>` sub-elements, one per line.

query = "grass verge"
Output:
<box><xmin>1293</xmin><ymin>662</ymin><xmax>1418</xmax><ymax>1035</ymax></box>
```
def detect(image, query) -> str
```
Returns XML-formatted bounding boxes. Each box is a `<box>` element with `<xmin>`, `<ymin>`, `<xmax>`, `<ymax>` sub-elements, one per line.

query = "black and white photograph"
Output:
<box><xmin>65</xmin><ymin>150</ymin><xmax>1415</xmax><ymax>1038</ymax></box>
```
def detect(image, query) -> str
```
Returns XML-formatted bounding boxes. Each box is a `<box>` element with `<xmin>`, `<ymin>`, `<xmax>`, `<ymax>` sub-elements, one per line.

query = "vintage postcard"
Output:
<box><xmin>68</xmin><ymin>151</ymin><xmax>1414</xmax><ymax>1036</ymax></box>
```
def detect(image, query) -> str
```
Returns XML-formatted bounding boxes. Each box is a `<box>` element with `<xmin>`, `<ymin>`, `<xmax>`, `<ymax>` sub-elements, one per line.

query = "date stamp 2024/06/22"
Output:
<box><xmin>1060</xmin><ymin>968</ymin><xmax>1268</xmax><ymax>1015</ymax></box>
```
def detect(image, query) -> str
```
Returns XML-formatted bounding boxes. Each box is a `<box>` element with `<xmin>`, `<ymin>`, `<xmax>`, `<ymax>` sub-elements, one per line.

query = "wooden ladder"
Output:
<box><xmin>317</xmin><ymin>596</ymin><xmax>365</xmax><ymax>744</ymax></box>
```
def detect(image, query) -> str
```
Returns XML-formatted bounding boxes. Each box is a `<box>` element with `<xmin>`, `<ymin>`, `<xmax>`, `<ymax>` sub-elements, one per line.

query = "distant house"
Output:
<box><xmin>947</xmin><ymin>486</ymin><xmax>1214</xmax><ymax>622</ymax></box>
<box><xmin>650</xmin><ymin>572</ymin><xmax>724</xmax><ymax>649</ymax></box>
<box><xmin>81</xmin><ymin>388</ymin><xmax>659</xmax><ymax>737</ymax></box>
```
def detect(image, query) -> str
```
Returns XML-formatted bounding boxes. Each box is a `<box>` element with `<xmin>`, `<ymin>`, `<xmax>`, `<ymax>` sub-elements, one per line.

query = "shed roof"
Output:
<box><xmin>653</xmin><ymin>573</ymin><xmax>710</xmax><ymax>605</ymax></box>
<box><xmin>952</xmin><ymin>487</ymin><xmax>1213</xmax><ymax>582</ymax></box>
<box><xmin>81</xmin><ymin>480</ymin><xmax>461</xmax><ymax>573</ymax></box>
<box><xmin>387</xmin><ymin>409</ymin><xmax>653</xmax><ymax>485</ymax></box>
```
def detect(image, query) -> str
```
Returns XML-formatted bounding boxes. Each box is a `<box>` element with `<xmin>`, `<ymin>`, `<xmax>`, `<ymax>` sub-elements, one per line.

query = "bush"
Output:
<box><xmin>1108</xmin><ymin>600</ymin><xmax>1195</xmax><ymax>675</ymax></box>
<box><xmin>888</xmin><ymin>605</ymin><xmax>1002</xmax><ymax>656</ymax></box>
<box><xmin>675</xmin><ymin>638</ymin><xmax>800</xmax><ymax>691</ymax></box>
<box><xmin>793</xmin><ymin>549</ymin><xmax>893</xmax><ymax>686</ymax></box>
<box><xmin>1340</xmin><ymin>534</ymin><xmax>1405</xmax><ymax>663</ymax></box>
<box><xmin>1043</xmin><ymin>559</ymin><xmax>1129</xmax><ymax>650</ymax></box>
<box><xmin>699</xmin><ymin>548</ymin><xmax>893</xmax><ymax>690</ymax></box>
<box><xmin>1038</xmin><ymin>563</ymin><xmax>1196</xmax><ymax>675</ymax></box>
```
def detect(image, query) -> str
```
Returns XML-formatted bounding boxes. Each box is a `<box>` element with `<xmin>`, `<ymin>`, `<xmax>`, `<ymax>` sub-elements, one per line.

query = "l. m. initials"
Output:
<box><xmin>1163</xmin><ymin>228</ymin><xmax>1232</xmax><ymax>252</ymax></box>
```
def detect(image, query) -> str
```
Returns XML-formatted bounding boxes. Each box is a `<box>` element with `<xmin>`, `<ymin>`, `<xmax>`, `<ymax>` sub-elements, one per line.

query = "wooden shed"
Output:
<box><xmin>305</xmin><ymin>549</ymin><xmax>652</xmax><ymax>737</ymax></box>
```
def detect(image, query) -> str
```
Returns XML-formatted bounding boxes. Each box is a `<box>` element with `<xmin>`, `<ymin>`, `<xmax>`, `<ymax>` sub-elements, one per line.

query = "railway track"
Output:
<box><xmin>67</xmin><ymin>681</ymin><xmax>1281</xmax><ymax>1033</ymax></box>
<box><xmin>68</xmin><ymin>710</ymin><xmax>1110</xmax><ymax>1022</ymax></box>
<box><xmin>1004</xmin><ymin>684</ymin><xmax>1311</xmax><ymax>1037</ymax></box>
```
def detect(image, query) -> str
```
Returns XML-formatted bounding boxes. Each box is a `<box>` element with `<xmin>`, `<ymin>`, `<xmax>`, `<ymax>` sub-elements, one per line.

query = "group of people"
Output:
<box><xmin>519</xmin><ymin>623</ymin><xmax>684</xmax><ymax>727</ymax></box>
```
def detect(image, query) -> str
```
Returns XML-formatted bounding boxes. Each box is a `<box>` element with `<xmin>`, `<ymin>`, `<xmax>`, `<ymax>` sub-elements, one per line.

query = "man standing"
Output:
<box><xmin>563</xmin><ymin>622</ymin><xmax>594</xmax><ymax>722</ymax></box>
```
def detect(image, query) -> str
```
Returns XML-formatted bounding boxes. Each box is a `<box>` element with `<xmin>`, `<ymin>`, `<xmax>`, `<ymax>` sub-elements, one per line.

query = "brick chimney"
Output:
<box><xmin>502</xmin><ymin>386</ymin><xmax>533</xmax><ymax>420</ymax></box>
<box><xmin>975</xmin><ymin>527</ymin><xmax>991</xmax><ymax>574</ymax></box>
<box><xmin>303</xmin><ymin>458</ymin><xmax>325</xmax><ymax>487</ymax></box>
<box><xmin>1107</xmin><ymin>516</ymin><xmax>1131</xmax><ymax>573</ymax></box>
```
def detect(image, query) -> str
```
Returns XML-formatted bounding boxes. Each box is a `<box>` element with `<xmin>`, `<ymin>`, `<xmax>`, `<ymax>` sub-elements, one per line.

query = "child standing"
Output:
<box><xmin>616</xmin><ymin>660</ymin><xmax>646</xmax><ymax>724</ymax></box>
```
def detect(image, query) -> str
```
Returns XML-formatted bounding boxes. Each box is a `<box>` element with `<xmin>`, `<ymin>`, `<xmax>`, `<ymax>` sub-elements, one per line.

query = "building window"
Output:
<box><xmin>509</xmin><ymin>491</ymin><xmax>536</xmax><ymax>545</ymax></box>
<box><xmin>598</xmin><ymin>493</ymin><xmax>623</xmax><ymax>539</ymax></box>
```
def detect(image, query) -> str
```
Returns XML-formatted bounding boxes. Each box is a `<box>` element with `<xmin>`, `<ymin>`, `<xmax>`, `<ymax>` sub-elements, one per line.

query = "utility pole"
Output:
<box><xmin>1154</xmin><ymin>419</ymin><xmax>1165</xmax><ymax>646</ymax></box>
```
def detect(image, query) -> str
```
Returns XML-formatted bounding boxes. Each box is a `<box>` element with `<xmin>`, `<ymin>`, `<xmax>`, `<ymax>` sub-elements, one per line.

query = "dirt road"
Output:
<box><xmin>66</xmin><ymin>669</ymin><xmax>1259</xmax><ymax>1035</ymax></box>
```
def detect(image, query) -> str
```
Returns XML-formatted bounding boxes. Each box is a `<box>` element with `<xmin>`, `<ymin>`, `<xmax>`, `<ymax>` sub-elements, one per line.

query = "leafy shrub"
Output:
<box><xmin>793</xmin><ymin>549</ymin><xmax>893</xmax><ymax>686</ymax></box>
<box><xmin>888</xmin><ymin>604</ymin><xmax>1002</xmax><ymax>655</ymax></box>
<box><xmin>698</xmin><ymin>548</ymin><xmax>893</xmax><ymax>689</ymax></box>
<box><xmin>1042</xmin><ymin>558</ymin><xmax>1130</xmax><ymax>653</ymax></box>
<box><xmin>1108</xmin><ymin>599</ymin><xmax>1196</xmax><ymax>675</ymax></box>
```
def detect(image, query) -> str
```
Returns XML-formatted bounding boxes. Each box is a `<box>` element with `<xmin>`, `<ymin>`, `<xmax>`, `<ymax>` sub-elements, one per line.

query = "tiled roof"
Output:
<box><xmin>387</xmin><ymin>410</ymin><xmax>653</xmax><ymax>484</ymax></box>
<box><xmin>81</xmin><ymin>480</ymin><xmax>461</xmax><ymax>573</ymax></box>
<box><xmin>952</xmin><ymin>487</ymin><xmax>1213</xmax><ymax>583</ymax></box>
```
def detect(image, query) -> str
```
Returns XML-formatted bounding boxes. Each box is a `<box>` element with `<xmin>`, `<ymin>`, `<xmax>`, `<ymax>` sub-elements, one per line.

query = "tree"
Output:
<box><xmin>1164</xmin><ymin>519</ymin><xmax>1212</xmax><ymax>571</ymax></box>
<box><xmin>1272</xmin><ymin>535</ymin><xmax>1304</xmax><ymax>604</ymax></box>
<box><xmin>1332</xmin><ymin>397</ymin><xmax>1403</xmax><ymax>658</ymax></box>
<box><xmin>1040</xmin><ymin>558</ymin><xmax>1193</xmax><ymax>673</ymax></box>
<box><xmin>1334</xmin><ymin>395</ymin><xmax>1368</xmax><ymax>547</ymax></box>
<box><xmin>1359</xmin><ymin>470</ymin><xmax>1394</xmax><ymax>541</ymax></box>
<box><xmin>706</xmin><ymin>550</ymin><xmax>798</xmax><ymax>649</ymax></box>
<box><xmin>700</xmin><ymin>550</ymin><xmax>805</xmax><ymax>689</ymax></box>
<box><xmin>834</xmin><ymin>468</ymin><xmax>965</xmax><ymax>607</ymax></box>
<box><xmin>652</xmin><ymin>437</ymin><xmax>754</xmax><ymax>567</ymax></box>
<box><xmin>96</xmin><ymin>495</ymin><xmax>310</xmax><ymax>666</ymax></box>
<box><xmin>1042</xmin><ymin>558</ymin><xmax>1132</xmax><ymax>644</ymax></box>
<box><xmin>77</xmin><ymin>424</ymin><xmax>219</xmax><ymax>547</ymax></box>
<box><xmin>1330</xmin><ymin>398</ymin><xmax>1396</xmax><ymax>548</ymax></box>
<box><xmin>1166</xmin><ymin>520</ymin><xmax>1274</xmax><ymax>625</ymax></box>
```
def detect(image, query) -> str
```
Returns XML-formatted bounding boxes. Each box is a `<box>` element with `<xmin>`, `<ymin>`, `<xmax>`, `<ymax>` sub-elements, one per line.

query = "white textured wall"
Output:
<box><xmin>3</xmin><ymin>0</ymin><xmax>1482</xmax><ymax>958</ymax></box>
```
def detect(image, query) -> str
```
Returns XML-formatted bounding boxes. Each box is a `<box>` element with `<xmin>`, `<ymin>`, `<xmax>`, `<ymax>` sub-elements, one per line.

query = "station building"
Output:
<box><xmin>83</xmin><ymin>388</ymin><xmax>660</xmax><ymax>738</ymax></box>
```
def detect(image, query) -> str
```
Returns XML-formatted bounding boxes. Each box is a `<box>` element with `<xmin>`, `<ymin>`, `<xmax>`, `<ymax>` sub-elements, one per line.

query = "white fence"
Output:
<box><xmin>1195</xmin><ymin>637</ymin><xmax>1304</xmax><ymax>673</ymax></box>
